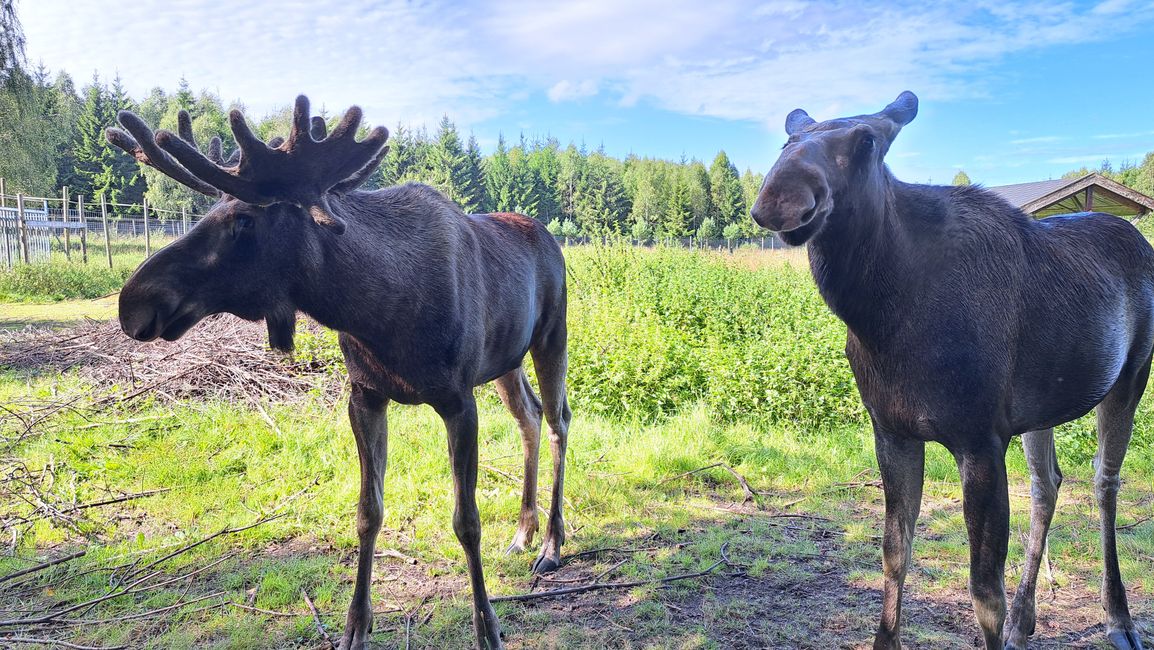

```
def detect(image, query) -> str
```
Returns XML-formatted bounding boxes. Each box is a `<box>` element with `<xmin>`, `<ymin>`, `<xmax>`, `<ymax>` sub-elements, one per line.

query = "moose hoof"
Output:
<box><xmin>504</xmin><ymin>540</ymin><xmax>528</xmax><ymax>556</ymax></box>
<box><xmin>530</xmin><ymin>553</ymin><xmax>561</xmax><ymax>574</ymax></box>
<box><xmin>1108</xmin><ymin>628</ymin><xmax>1146</xmax><ymax>650</ymax></box>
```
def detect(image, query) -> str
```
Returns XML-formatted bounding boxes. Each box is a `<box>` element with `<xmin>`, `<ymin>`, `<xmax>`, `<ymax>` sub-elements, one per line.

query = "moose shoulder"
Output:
<box><xmin>752</xmin><ymin>91</ymin><xmax>1152</xmax><ymax>650</ymax></box>
<box><xmin>108</xmin><ymin>96</ymin><xmax>571</xmax><ymax>650</ymax></box>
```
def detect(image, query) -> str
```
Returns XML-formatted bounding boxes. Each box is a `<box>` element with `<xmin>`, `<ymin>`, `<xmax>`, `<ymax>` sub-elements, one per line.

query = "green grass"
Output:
<box><xmin>2</xmin><ymin>244</ymin><xmax>1152</xmax><ymax>648</ymax></box>
<box><xmin>0</xmin><ymin>235</ymin><xmax>167</xmax><ymax>302</ymax></box>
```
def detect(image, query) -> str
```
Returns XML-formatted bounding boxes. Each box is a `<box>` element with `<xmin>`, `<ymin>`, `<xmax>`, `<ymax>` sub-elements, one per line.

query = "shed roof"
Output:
<box><xmin>987</xmin><ymin>173</ymin><xmax>1154</xmax><ymax>218</ymax></box>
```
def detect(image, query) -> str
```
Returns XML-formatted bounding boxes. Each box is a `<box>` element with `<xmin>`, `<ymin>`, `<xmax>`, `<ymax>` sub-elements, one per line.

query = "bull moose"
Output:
<box><xmin>107</xmin><ymin>96</ymin><xmax>571</xmax><ymax>649</ymax></box>
<box><xmin>751</xmin><ymin>91</ymin><xmax>1150</xmax><ymax>650</ymax></box>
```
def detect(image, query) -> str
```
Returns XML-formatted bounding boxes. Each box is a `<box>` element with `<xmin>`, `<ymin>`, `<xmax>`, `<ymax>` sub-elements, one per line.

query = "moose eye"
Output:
<box><xmin>233</xmin><ymin>214</ymin><xmax>254</xmax><ymax>237</ymax></box>
<box><xmin>858</xmin><ymin>134</ymin><xmax>876</xmax><ymax>154</ymax></box>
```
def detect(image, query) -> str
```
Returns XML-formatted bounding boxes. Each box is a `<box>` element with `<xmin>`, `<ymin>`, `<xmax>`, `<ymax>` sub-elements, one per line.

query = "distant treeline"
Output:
<box><xmin>0</xmin><ymin>71</ymin><xmax>764</xmax><ymax>240</ymax></box>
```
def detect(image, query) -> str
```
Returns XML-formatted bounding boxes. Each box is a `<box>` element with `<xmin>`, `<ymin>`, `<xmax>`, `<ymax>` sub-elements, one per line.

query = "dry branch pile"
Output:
<box><xmin>1</xmin><ymin>315</ymin><xmax>345</xmax><ymax>552</ymax></box>
<box><xmin>0</xmin><ymin>314</ymin><xmax>344</xmax><ymax>407</ymax></box>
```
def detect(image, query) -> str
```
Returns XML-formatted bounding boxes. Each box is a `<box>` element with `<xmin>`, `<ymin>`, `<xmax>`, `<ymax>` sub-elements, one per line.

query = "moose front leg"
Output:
<box><xmin>873</xmin><ymin>427</ymin><xmax>925</xmax><ymax>650</ymax></box>
<box><xmin>341</xmin><ymin>385</ymin><xmax>390</xmax><ymax>650</ymax></box>
<box><xmin>441</xmin><ymin>394</ymin><xmax>504</xmax><ymax>650</ymax></box>
<box><xmin>957</xmin><ymin>441</ymin><xmax>1011</xmax><ymax>650</ymax></box>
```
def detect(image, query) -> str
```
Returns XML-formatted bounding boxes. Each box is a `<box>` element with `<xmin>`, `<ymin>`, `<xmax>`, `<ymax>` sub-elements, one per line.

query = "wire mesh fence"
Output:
<box><xmin>0</xmin><ymin>184</ymin><xmax>205</xmax><ymax>269</ymax></box>
<box><xmin>1</xmin><ymin>179</ymin><xmax>787</xmax><ymax>270</ymax></box>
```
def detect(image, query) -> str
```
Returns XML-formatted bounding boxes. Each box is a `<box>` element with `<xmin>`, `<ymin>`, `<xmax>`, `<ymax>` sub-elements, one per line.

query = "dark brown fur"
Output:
<box><xmin>752</xmin><ymin>91</ymin><xmax>1151</xmax><ymax>650</ymax></box>
<box><xmin>108</xmin><ymin>98</ymin><xmax>571</xmax><ymax>650</ymax></box>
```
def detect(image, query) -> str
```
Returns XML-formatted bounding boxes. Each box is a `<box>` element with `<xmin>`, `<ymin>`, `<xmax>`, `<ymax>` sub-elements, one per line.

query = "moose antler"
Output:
<box><xmin>106</xmin><ymin>95</ymin><xmax>389</xmax><ymax>233</ymax></box>
<box><xmin>154</xmin><ymin>95</ymin><xmax>388</xmax><ymax>232</ymax></box>
<box><xmin>106</xmin><ymin>111</ymin><xmax>222</xmax><ymax>197</ymax></box>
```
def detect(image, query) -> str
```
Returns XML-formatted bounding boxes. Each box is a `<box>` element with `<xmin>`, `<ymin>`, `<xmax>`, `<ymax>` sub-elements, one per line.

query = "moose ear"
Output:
<box><xmin>882</xmin><ymin>91</ymin><xmax>918</xmax><ymax>127</ymax></box>
<box><xmin>785</xmin><ymin>108</ymin><xmax>816</xmax><ymax>135</ymax></box>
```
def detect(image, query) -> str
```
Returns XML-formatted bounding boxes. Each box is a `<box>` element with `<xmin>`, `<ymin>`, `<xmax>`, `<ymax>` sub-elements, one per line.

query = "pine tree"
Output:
<box><xmin>709</xmin><ymin>151</ymin><xmax>745</xmax><ymax>227</ymax></box>
<box><xmin>952</xmin><ymin>170</ymin><xmax>972</xmax><ymax>186</ymax></box>
<box><xmin>462</xmin><ymin>134</ymin><xmax>487</xmax><ymax>212</ymax></box>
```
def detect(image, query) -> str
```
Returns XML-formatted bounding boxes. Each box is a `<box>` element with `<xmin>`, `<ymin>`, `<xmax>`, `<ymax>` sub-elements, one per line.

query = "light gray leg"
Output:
<box><xmin>1005</xmin><ymin>428</ymin><xmax>1061</xmax><ymax>650</ymax></box>
<box><xmin>493</xmin><ymin>367</ymin><xmax>544</xmax><ymax>554</ymax></box>
<box><xmin>341</xmin><ymin>385</ymin><xmax>389</xmax><ymax>650</ymax></box>
<box><xmin>872</xmin><ymin>427</ymin><xmax>925</xmax><ymax>650</ymax></box>
<box><xmin>1096</xmin><ymin>381</ymin><xmax>1147</xmax><ymax>650</ymax></box>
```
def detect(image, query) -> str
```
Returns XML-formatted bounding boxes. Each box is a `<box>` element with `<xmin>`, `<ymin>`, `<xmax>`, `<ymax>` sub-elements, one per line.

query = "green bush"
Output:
<box><xmin>562</xmin><ymin>244</ymin><xmax>861</xmax><ymax>428</ymax></box>
<box><xmin>0</xmin><ymin>261</ymin><xmax>135</xmax><ymax>302</ymax></box>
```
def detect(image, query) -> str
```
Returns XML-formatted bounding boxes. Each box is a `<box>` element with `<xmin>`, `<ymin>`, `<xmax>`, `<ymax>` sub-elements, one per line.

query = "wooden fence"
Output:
<box><xmin>0</xmin><ymin>180</ymin><xmax>204</xmax><ymax>269</ymax></box>
<box><xmin>1</xmin><ymin>179</ymin><xmax>786</xmax><ymax>269</ymax></box>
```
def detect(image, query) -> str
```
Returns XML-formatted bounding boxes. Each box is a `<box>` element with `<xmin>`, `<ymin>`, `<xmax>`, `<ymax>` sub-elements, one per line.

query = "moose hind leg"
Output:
<box><xmin>1004</xmin><ymin>428</ymin><xmax>1062</xmax><ymax>650</ymax></box>
<box><xmin>872</xmin><ymin>428</ymin><xmax>925</xmax><ymax>650</ymax></box>
<box><xmin>341</xmin><ymin>385</ymin><xmax>390</xmax><ymax>650</ymax></box>
<box><xmin>1095</xmin><ymin>374</ymin><xmax>1148</xmax><ymax>650</ymax></box>
<box><xmin>441</xmin><ymin>394</ymin><xmax>504</xmax><ymax>649</ymax></box>
<box><xmin>493</xmin><ymin>367</ymin><xmax>544</xmax><ymax>555</ymax></box>
<box><xmin>528</xmin><ymin>323</ymin><xmax>570</xmax><ymax>574</ymax></box>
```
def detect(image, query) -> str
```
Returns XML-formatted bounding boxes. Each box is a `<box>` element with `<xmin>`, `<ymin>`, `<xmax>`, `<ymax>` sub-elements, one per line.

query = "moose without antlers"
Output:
<box><xmin>751</xmin><ymin>91</ymin><xmax>1151</xmax><ymax>650</ymax></box>
<box><xmin>107</xmin><ymin>96</ymin><xmax>571</xmax><ymax>649</ymax></box>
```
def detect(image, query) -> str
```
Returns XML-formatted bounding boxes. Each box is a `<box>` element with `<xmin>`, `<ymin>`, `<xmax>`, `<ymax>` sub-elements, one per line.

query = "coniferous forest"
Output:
<box><xmin>0</xmin><ymin>69</ymin><xmax>765</xmax><ymax>240</ymax></box>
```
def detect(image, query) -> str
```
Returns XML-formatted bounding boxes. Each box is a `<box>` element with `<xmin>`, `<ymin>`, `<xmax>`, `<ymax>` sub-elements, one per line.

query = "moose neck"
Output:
<box><xmin>805</xmin><ymin>173</ymin><xmax>923</xmax><ymax>349</ymax></box>
<box><xmin>286</xmin><ymin>192</ymin><xmax>418</xmax><ymax>345</ymax></box>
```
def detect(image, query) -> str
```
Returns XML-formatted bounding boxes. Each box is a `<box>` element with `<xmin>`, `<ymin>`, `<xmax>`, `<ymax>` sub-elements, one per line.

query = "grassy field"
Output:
<box><xmin>1</xmin><ymin>245</ymin><xmax>1152</xmax><ymax>649</ymax></box>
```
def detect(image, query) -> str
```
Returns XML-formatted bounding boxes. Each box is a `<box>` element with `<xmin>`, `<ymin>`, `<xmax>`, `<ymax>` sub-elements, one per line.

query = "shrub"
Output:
<box><xmin>0</xmin><ymin>262</ymin><xmax>134</xmax><ymax>302</ymax></box>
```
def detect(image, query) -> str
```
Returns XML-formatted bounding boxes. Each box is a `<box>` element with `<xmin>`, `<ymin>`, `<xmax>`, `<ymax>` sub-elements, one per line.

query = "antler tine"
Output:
<box><xmin>328</xmin><ymin>105</ymin><xmax>363</xmax><ymax>142</ymax></box>
<box><xmin>176</xmin><ymin>110</ymin><xmax>197</xmax><ymax>149</ymax></box>
<box><xmin>156</xmin><ymin>108</ymin><xmax>276</xmax><ymax>205</ymax></box>
<box><xmin>332</xmin><ymin>138</ymin><xmax>389</xmax><ymax>195</ymax></box>
<box><xmin>310</xmin><ymin>116</ymin><xmax>327</xmax><ymax>141</ymax></box>
<box><xmin>207</xmin><ymin>136</ymin><xmax>224</xmax><ymax>165</ymax></box>
<box><xmin>106</xmin><ymin>111</ymin><xmax>221</xmax><ymax>197</ymax></box>
<box><xmin>287</xmin><ymin>95</ymin><xmax>314</xmax><ymax>149</ymax></box>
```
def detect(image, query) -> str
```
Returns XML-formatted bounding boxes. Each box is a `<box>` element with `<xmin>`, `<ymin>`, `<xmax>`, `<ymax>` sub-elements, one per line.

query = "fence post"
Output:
<box><xmin>143</xmin><ymin>196</ymin><xmax>151</xmax><ymax>257</ymax></box>
<box><xmin>101</xmin><ymin>194</ymin><xmax>112</xmax><ymax>269</ymax></box>
<box><xmin>78</xmin><ymin>194</ymin><xmax>88</xmax><ymax>264</ymax></box>
<box><xmin>0</xmin><ymin>177</ymin><xmax>5</xmax><ymax>206</ymax></box>
<box><xmin>62</xmin><ymin>186</ymin><xmax>71</xmax><ymax>261</ymax></box>
<box><xmin>16</xmin><ymin>193</ymin><xmax>29</xmax><ymax>264</ymax></box>
<box><xmin>182</xmin><ymin>206</ymin><xmax>189</xmax><ymax>235</ymax></box>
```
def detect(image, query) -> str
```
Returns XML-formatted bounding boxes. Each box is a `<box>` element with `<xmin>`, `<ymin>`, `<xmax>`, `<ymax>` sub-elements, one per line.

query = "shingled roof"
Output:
<box><xmin>987</xmin><ymin>173</ymin><xmax>1154</xmax><ymax>218</ymax></box>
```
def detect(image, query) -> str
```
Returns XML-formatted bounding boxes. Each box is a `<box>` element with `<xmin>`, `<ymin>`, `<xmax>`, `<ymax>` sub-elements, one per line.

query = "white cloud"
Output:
<box><xmin>18</xmin><ymin>0</ymin><xmax>1154</xmax><ymax>135</ymax></box>
<box><xmin>546</xmin><ymin>80</ymin><xmax>599</xmax><ymax>103</ymax></box>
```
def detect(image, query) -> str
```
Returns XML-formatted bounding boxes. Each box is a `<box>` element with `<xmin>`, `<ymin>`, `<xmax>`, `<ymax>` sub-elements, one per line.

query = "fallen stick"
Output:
<box><xmin>0</xmin><ymin>636</ymin><xmax>126</xmax><ymax>650</ymax></box>
<box><xmin>122</xmin><ymin>514</ymin><xmax>282</xmax><ymax>582</ymax></box>
<box><xmin>301</xmin><ymin>588</ymin><xmax>333</xmax><ymax>649</ymax></box>
<box><xmin>0</xmin><ymin>550</ymin><xmax>86</xmax><ymax>585</ymax></box>
<box><xmin>659</xmin><ymin>462</ymin><xmax>759</xmax><ymax>502</ymax></box>
<box><xmin>68</xmin><ymin>487</ymin><xmax>173</xmax><ymax>512</ymax></box>
<box><xmin>492</xmin><ymin>544</ymin><xmax>729</xmax><ymax>604</ymax></box>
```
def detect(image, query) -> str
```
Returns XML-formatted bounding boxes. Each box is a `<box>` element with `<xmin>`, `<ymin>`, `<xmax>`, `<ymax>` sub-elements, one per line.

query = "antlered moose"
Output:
<box><xmin>107</xmin><ymin>96</ymin><xmax>571</xmax><ymax>650</ymax></box>
<box><xmin>751</xmin><ymin>91</ymin><xmax>1150</xmax><ymax>650</ymax></box>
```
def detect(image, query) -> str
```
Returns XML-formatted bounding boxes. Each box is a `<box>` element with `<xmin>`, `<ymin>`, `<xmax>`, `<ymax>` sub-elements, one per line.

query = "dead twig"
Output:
<box><xmin>492</xmin><ymin>543</ymin><xmax>730</xmax><ymax>604</ymax></box>
<box><xmin>0</xmin><ymin>550</ymin><xmax>86</xmax><ymax>585</ymax></box>
<box><xmin>301</xmin><ymin>588</ymin><xmax>333</xmax><ymax>649</ymax></box>
<box><xmin>0</xmin><ymin>637</ymin><xmax>127</xmax><ymax>650</ymax></box>
<box><xmin>659</xmin><ymin>462</ymin><xmax>759</xmax><ymax>502</ymax></box>
<box><xmin>121</xmin><ymin>514</ymin><xmax>282</xmax><ymax>583</ymax></box>
<box><xmin>404</xmin><ymin>595</ymin><xmax>430</xmax><ymax>650</ymax></box>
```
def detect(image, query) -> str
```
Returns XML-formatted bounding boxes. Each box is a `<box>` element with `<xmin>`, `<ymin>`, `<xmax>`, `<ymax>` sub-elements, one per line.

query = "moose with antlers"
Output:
<box><xmin>751</xmin><ymin>91</ymin><xmax>1150</xmax><ymax>649</ymax></box>
<box><xmin>107</xmin><ymin>96</ymin><xmax>571</xmax><ymax>649</ymax></box>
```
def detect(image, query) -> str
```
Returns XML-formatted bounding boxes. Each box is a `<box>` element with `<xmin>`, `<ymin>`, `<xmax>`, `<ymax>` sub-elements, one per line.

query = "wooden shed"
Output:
<box><xmin>987</xmin><ymin>173</ymin><xmax>1154</xmax><ymax>218</ymax></box>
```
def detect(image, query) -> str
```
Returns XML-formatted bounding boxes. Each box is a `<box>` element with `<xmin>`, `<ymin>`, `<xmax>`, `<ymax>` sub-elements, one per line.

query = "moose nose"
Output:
<box><xmin>750</xmin><ymin>187</ymin><xmax>816</xmax><ymax>232</ymax></box>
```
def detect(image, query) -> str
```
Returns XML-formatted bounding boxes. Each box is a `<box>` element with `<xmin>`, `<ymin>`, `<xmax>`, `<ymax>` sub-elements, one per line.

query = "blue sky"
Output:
<box><xmin>18</xmin><ymin>0</ymin><xmax>1154</xmax><ymax>185</ymax></box>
